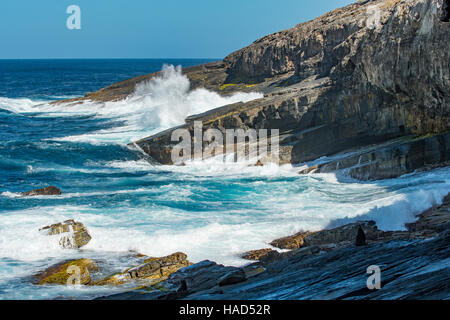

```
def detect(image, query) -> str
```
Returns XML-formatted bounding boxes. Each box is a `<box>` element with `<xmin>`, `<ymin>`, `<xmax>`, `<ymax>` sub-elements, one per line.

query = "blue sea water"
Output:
<box><xmin>0</xmin><ymin>59</ymin><xmax>449</xmax><ymax>299</ymax></box>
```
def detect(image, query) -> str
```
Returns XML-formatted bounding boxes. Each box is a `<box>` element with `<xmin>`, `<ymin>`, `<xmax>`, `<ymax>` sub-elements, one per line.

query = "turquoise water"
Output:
<box><xmin>0</xmin><ymin>60</ymin><xmax>449</xmax><ymax>299</ymax></box>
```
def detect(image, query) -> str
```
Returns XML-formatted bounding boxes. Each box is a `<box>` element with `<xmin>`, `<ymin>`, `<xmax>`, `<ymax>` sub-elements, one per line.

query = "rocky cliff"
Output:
<box><xmin>132</xmin><ymin>0</ymin><xmax>449</xmax><ymax>174</ymax></box>
<box><xmin>62</xmin><ymin>0</ymin><xmax>449</xmax><ymax>179</ymax></box>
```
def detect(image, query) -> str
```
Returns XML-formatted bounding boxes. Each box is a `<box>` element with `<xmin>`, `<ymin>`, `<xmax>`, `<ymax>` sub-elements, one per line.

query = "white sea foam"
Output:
<box><xmin>1</xmin><ymin>65</ymin><xmax>263</xmax><ymax>145</ymax></box>
<box><xmin>1</xmin><ymin>168</ymin><xmax>448</xmax><ymax>269</ymax></box>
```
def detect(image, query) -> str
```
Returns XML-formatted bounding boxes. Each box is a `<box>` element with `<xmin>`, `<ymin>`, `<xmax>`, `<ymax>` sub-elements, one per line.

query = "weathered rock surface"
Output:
<box><xmin>40</xmin><ymin>220</ymin><xmax>91</xmax><ymax>249</ymax></box>
<box><xmin>303</xmin><ymin>133</ymin><xmax>450</xmax><ymax>180</ymax></box>
<box><xmin>34</xmin><ymin>259</ymin><xmax>99</xmax><ymax>285</ymax></box>
<box><xmin>271</xmin><ymin>221</ymin><xmax>382</xmax><ymax>250</ymax></box>
<box><xmin>91</xmin><ymin>252</ymin><xmax>191</xmax><ymax>286</ymax></box>
<box><xmin>129</xmin><ymin>0</ymin><xmax>449</xmax><ymax>178</ymax></box>
<box><xmin>22</xmin><ymin>186</ymin><xmax>62</xmax><ymax>196</ymax></box>
<box><xmin>53</xmin><ymin>0</ymin><xmax>449</xmax><ymax>182</ymax></box>
<box><xmin>97</xmin><ymin>260</ymin><xmax>251</xmax><ymax>300</ymax></box>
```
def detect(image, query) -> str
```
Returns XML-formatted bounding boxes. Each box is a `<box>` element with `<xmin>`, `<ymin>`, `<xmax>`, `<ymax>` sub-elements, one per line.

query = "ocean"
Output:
<box><xmin>0</xmin><ymin>59</ymin><xmax>449</xmax><ymax>299</ymax></box>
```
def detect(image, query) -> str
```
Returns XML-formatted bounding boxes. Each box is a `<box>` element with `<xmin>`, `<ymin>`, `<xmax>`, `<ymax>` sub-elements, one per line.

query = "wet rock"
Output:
<box><xmin>218</xmin><ymin>269</ymin><xmax>247</xmax><ymax>286</ymax></box>
<box><xmin>260</xmin><ymin>245</ymin><xmax>322</xmax><ymax>265</ymax></box>
<box><xmin>91</xmin><ymin>252</ymin><xmax>191</xmax><ymax>286</ymax></box>
<box><xmin>40</xmin><ymin>219</ymin><xmax>91</xmax><ymax>249</ymax></box>
<box><xmin>406</xmin><ymin>193</ymin><xmax>450</xmax><ymax>234</ymax></box>
<box><xmin>270</xmin><ymin>231</ymin><xmax>312</xmax><ymax>249</ymax></box>
<box><xmin>304</xmin><ymin>221</ymin><xmax>382</xmax><ymax>246</ymax></box>
<box><xmin>254</xmin><ymin>160</ymin><xmax>264</xmax><ymax>167</ymax></box>
<box><xmin>270</xmin><ymin>221</ymin><xmax>382</xmax><ymax>251</ymax></box>
<box><xmin>34</xmin><ymin>259</ymin><xmax>98</xmax><ymax>285</ymax></box>
<box><xmin>311</xmin><ymin>133</ymin><xmax>450</xmax><ymax>180</ymax></box>
<box><xmin>440</xmin><ymin>0</ymin><xmax>449</xmax><ymax>22</ymax></box>
<box><xmin>298</xmin><ymin>165</ymin><xmax>319</xmax><ymax>175</ymax></box>
<box><xmin>22</xmin><ymin>186</ymin><xmax>61</xmax><ymax>196</ymax></box>
<box><xmin>241</xmin><ymin>248</ymin><xmax>275</xmax><ymax>261</ymax></box>
<box><xmin>167</xmin><ymin>260</ymin><xmax>244</xmax><ymax>294</ymax></box>
<box><xmin>258</xmin><ymin>250</ymin><xmax>283</xmax><ymax>265</ymax></box>
<box><xmin>355</xmin><ymin>226</ymin><xmax>366</xmax><ymax>246</ymax></box>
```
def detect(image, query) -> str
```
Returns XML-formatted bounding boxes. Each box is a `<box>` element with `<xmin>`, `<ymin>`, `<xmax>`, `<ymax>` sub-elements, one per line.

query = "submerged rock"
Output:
<box><xmin>40</xmin><ymin>219</ymin><xmax>91</xmax><ymax>249</ymax></box>
<box><xmin>22</xmin><ymin>186</ymin><xmax>61</xmax><ymax>196</ymax></box>
<box><xmin>34</xmin><ymin>259</ymin><xmax>99</xmax><ymax>285</ymax></box>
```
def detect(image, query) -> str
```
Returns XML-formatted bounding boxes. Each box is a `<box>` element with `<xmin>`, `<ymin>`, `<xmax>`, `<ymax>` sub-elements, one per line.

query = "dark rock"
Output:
<box><xmin>355</xmin><ymin>226</ymin><xmax>366</xmax><ymax>246</ymax></box>
<box><xmin>98</xmin><ymin>195</ymin><xmax>450</xmax><ymax>300</ymax></box>
<box><xmin>259</xmin><ymin>250</ymin><xmax>283</xmax><ymax>265</ymax></box>
<box><xmin>177</xmin><ymin>279</ymin><xmax>188</xmax><ymax>293</ymax></box>
<box><xmin>39</xmin><ymin>219</ymin><xmax>91</xmax><ymax>249</ymax></box>
<box><xmin>22</xmin><ymin>186</ymin><xmax>61</xmax><ymax>196</ymax></box>
<box><xmin>218</xmin><ymin>269</ymin><xmax>247</xmax><ymax>286</ymax></box>
<box><xmin>314</xmin><ymin>134</ymin><xmax>450</xmax><ymax>180</ymax></box>
<box><xmin>440</xmin><ymin>0</ymin><xmax>449</xmax><ymax>22</ymax></box>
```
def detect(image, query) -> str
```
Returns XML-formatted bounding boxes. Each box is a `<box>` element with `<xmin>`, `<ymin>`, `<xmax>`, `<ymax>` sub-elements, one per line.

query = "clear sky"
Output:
<box><xmin>0</xmin><ymin>0</ymin><xmax>354</xmax><ymax>59</ymax></box>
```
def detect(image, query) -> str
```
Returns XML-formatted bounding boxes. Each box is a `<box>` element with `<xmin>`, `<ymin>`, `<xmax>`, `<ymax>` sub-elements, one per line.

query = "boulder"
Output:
<box><xmin>241</xmin><ymin>248</ymin><xmax>275</xmax><ymax>261</ymax></box>
<box><xmin>40</xmin><ymin>219</ymin><xmax>91</xmax><ymax>249</ymax></box>
<box><xmin>91</xmin><ymin>252</ymin><xmax>191</xmax><ymax>286</ymax></box>
<box><xmin>270</xmin><ymin>231</ymin><xmax>312</xmax><ymax>249</ymax></box>
<box><xmin>34</xmin><ymin>258</ymin><xmax>98</xmax><ymax>285</ymax></box>
<box><xmin>22</xmin><ymin>186</ymin><xmax>62</xmax><ymax>196</ymax></box>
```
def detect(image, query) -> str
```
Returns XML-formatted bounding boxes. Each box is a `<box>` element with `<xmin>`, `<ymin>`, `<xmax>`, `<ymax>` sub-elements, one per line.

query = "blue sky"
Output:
<box><xmin>0</xmin><ymin>0</ymin><xmax>354</xmax><ymax>59</ymax></box>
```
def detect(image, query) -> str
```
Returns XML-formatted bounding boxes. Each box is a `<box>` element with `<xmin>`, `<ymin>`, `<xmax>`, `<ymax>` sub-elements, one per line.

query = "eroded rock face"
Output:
<box><xmin>308</xmin><ymin>133</ymin><xmax>450</xmax><ymax>180</ymax></box>
<box><xmin>40</xmin><ymin>220</ymin><xmax>91</xmax><ymax>249</ymax></box>
<box><xmin>133</xmin><ymin>0</ymin><xmax>449</xmax><ymax>180</ymax></box>
<box><xmin>22</xmin><ymin>186</ymin><xmax>62</xmax><ymax>196</ymax></box>
<box><xmin>270</xmin><ymin>221</ymin><xmax>381</xmax><ymax>250</ymax></box>
<box><xmin>34</xmin><ymin>259</ymin><xmax>98</xmax><ymax>285</ymax></box>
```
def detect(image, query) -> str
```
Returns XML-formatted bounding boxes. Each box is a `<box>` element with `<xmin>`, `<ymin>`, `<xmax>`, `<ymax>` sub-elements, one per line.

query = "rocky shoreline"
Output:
<box><xmin>35</xmin><ymin>0</ymin><xmax>450</xmax><ymax>300</ymax></box>
<box><xmin>28</xmin><ymin>191</ymin><xmax>449</xmax><ymax>299</ymax></box>
<box><xmin>55</xmin><ymin>0</ymin><xmax>449</xmax><ymax>181</ymax></box>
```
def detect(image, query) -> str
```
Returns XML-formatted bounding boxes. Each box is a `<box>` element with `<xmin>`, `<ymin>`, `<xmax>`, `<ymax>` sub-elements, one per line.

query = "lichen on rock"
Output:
<box><xmin>34</xmin><ymin>259</ymin><xmax>99</xmax><ymax>285</ymax></box>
